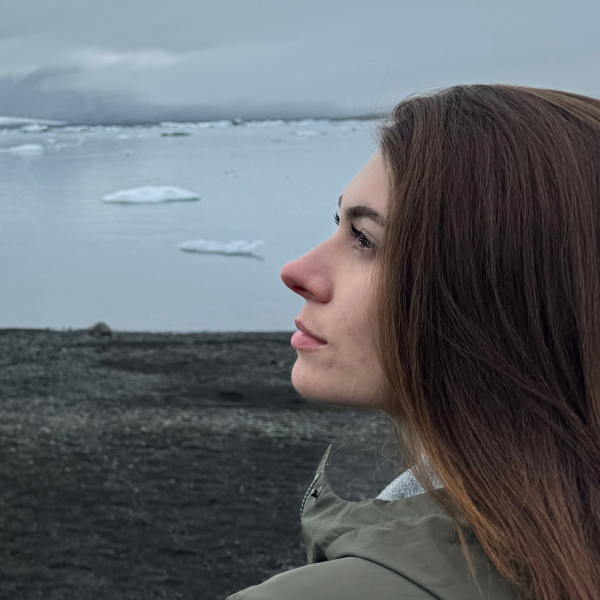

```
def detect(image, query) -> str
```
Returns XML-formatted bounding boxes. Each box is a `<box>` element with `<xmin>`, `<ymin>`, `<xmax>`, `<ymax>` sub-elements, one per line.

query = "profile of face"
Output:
<box><xmin>280</xmin><ymin>151</ymin><xmax>389</xmax><ymax>411</ymax></box>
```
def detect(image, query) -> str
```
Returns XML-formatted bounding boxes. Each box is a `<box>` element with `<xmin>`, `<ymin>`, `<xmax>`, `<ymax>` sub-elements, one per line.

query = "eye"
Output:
<box><xmin>333</xmin><ymin>210</ymin><xmax>377</xmax><ymax>255</ymax></box>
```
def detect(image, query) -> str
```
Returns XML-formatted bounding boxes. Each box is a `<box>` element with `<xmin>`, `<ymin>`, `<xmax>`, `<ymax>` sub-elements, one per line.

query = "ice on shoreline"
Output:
<box><xmin>102</xmin><ymin>186</ymin><xmax>200</xmax><ymax>204</ymax></box>
<box><xmin>179</xmin><ymin>239</ymin><xmax>264</xmax><ymax>257</ymax></box>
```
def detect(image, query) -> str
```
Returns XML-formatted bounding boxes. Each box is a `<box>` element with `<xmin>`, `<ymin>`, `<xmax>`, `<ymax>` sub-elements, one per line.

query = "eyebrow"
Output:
<box><xmin>338</xmin><ymin>195</ymin><xmax>386</xmax><ymax>227</ymax></box>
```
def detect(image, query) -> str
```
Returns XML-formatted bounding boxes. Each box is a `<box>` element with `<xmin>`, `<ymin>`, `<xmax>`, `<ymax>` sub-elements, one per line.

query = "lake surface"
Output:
<box><xmin>0</xmin><ymin>118</ymin><xmax>379</xmax><ymax>331</ymax></box>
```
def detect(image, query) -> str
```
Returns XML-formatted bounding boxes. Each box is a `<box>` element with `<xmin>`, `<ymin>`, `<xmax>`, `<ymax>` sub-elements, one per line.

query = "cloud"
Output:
<box><xmin>2</xmin><ymin>0</ymin><xmax>600</xmax><ymax>124</ymax></box>
<box><xmin>66</xmin><ymin>47</ymin><xmax>187</xmax><ymax>70</ymax></box>
<box><xmin>0</xmin><ymin>67</ymin><xmax>349</xmax><ymax>125</ymax></box>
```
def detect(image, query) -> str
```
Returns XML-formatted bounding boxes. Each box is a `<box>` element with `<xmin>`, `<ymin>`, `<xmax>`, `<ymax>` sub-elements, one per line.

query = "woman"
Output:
<box><xmin>228</xmin><ymin>85</ymin><xmax>600</xmax><ymax>600</ymax></box>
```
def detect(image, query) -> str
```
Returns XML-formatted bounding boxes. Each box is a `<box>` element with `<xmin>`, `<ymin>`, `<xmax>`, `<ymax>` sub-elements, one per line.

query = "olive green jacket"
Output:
<box><xmin>227</xmin><ymin>444</ymin><xmax>521</xmax><ymax>600</ymax></box>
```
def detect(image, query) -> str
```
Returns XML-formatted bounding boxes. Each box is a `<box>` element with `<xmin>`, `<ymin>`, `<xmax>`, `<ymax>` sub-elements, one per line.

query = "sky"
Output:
<box><xmin>0</xmin><ymin>0</ymin><xmax>599</xmax><ymax>124</ymax></box>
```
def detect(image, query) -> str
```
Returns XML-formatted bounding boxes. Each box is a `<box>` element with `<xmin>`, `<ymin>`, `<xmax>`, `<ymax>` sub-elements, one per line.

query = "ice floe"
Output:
<box><xmin>290</xmin><ymin>118</ymin><xmax>331</xmax><ymax>127</ymax></box>
<box><xmin>292</xmin><ymin>130</ymin><xmax>324</xmax><ymax>137</ymax></box>
<box><xmin>245</xmin><ymin>119</ymin><xmax>286</xmax><ymax>128</ymax></box>
<box><xmin>0</xmin><ymin>144</ymin><xmax>44</xmax><ymax>154</ymax></box>
<box><xmin>0</xmin><ymin>116</ymin><xmax>66</xmax><ymax>129</ymax></box>
<box><xmin>60</xmin><ymin>125</ymin><xmax>90</xmax><ymax>133</ymax></box>
<box><xmin>21</xmin><ymin>123</ymin><xmax>50</xmax><ymax>133</ymax></box>
<box><xmin>51</xmin><ymin>137</ymin><xmax>86</xmax><ymax>150</ymax></box>
<box><xmin>179</xmin><ymin>239</ymin><xmax>264</xmax><ymax>257</ymax></box>
<box><xmin>102</xmin><ymin>186</ymin><xmax>200</xmax><ymax>204</ymax></box>
<box><xmin>161</xmin><ymin>131</ymin><xmax>191</xmax><ymax>137</ymax></box>
<box><xmin>29</xmin><ymin>116</ymin><xmax>379</xmax><ymax>137</ymax></box>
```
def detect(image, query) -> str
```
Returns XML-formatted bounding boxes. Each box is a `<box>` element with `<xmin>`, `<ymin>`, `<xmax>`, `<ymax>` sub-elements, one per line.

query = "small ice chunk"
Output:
<box><xmin>292</xmin><ymin>130</ymin><xmax>323</xmax><ymax>137</ymax></box>
<box><xmin>52</xmin><ymin>137</ymin><xmax>85</xmax><ymax>150</ymax></box>
<box><xmin>291</xmin><ymin>118</ymin><xmax>330</xmax><ymax>126</ymax></box>
<box><xmin>161</xmin><ymin>131</ymin><xmax>191</xmax><ymax>137</ymax></box>
<box><xmin>179</xmin><ymin>239</ymin><xmax>264</xmax><ymax>256</ymax></box>
<box><xmin>0</xmin><ymin>116</ymin><xmax>65</xmax><ymax>129</ymax></box>
<box><xmin>159</xmin><ymin>122</ymin><xmax>194</xmax><ymax>136</ymax></box>
<box><xmin>160</xmin><ymin>121</ymin><xmax>195</xmax><ymax>129</ymax></box>
<box><xmin>21</xmin><ymin>123</ymin><xmax>50</xmax><ymax>133</ymax></box>
<box><xmin>0</xmin><ymin>143</ymin><xmax>44</xmax><ymax>154</ymax></box>
<box><xmin>60</xmin><ymin>125</ymin><xmax>89</xmax><ymax>132</ymax></box>
<box><xmin>102</xmin><ymin>186</ymin><xmax>200</xmax><ymax>204</ymax></box>
<box><xmin>246</xmin><ymin>119</ymin><xmax>286</xmax><ymax>128</ymax></box>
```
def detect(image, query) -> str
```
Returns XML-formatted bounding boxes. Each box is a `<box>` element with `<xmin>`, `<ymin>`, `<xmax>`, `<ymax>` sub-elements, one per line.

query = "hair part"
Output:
<box><xmin>372</xmin><ymin>84</ymin><xmax>600</xmax><ymax>600</ymax></box>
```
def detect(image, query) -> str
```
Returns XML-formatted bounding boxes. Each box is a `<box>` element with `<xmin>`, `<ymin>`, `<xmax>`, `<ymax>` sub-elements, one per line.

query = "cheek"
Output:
<box><xmin>343</xmin><ymin>282</ymin><xmax>374</xmax><ymax>341</ymax></box>
<box><xmin>334</xmin><ymin>284</ymin><xmax>378</xmax><ymax>369</ymax></box>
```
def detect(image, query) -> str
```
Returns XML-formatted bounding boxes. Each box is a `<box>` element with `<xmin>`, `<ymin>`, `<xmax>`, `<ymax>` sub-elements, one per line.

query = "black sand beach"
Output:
<box><xmin>0</xmin><ymin>328</ymin><xmax>401</xmax><ymax>600</ymax></box>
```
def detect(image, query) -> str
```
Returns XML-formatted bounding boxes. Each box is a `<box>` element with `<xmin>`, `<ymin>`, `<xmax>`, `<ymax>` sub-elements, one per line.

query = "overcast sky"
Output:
<box><xmin>1</xmin><ymin>0</ymin><xmax>599</xmax><ymax>124</ymax></box>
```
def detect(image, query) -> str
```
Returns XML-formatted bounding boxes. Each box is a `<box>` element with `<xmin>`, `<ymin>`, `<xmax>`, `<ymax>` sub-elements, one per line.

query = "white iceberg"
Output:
<box><xmin>21</xmin><ymin>123</ymin><xmax>50</xmax><ymax>133</ymax></box>
<box><xmin>159</xmin><ymin>121</ymin><xmax>195</xmax><ymax>129</ymax></box>
<box><xmin>0</xmin><ymin>116</ymin><xmax>66</xmax><ymax>129</ymax></box>
<box><xmin>291</xmin><ymin>118</ymin><xmax>330</xmax><ymax>127</ymax></box>
<box><xmin>159</xmin><ymin>122</ymin><xmax>194</xmax><ymax>136</ymax></box>
<box><xmin>246</xmin><ymin>119</ymin><xmax>286</xmax><ymax>128</ymax></box>
<box><xmin>51</xmin><ymin>137</ymin><xmax>85</xmax><ymax>150</ymax></box>
<box><xmin>59</xmin><ymin>125</ymin><xmax>89</xmax><ymax>133</ymax></box>
<box><xmin>179</xmin><ymin>239</ymin><xmax>264</xmax><ymax>257</ymax></box>
<box><xmin>102</xmin><ymin>186</ymin><xmax>200</xmax><ymax>204</ymax></box>
<box><xmin>160</xmin><ymin>131</ymin><xmax>192</xmax><ymax>137</ymax></box>
<box><xmin>0</xmin><ymin>144</ymin><xmax>44</xmax><ymax>154</ymax></box>
<box><xmin>292</xmin><ymin>130</ymin><xmax>324</xmax><ymax>137</ymax></box>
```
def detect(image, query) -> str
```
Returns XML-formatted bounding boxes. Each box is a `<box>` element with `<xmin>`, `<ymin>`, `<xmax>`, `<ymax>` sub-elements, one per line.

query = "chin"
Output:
<box><xmin>291</xmin><ymin>361</ymin><xmax>388</xmax><ymax>411</ymax></box>
<box><xmin>291</xmin><ymin>361</ymin><xmax>334</xmax><ymax>405</ymax></box>
<box><xmin>290</xmin><ymin>362</ymin><xmax>364</xmax><ymax>408</ymax></box>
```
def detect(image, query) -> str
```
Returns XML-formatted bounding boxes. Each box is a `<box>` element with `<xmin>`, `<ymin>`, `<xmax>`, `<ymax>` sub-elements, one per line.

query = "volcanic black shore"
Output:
<box><xmin>0</xmin><ymin>328</ymin><xmax>403</xmax><ymax>600</ymax></box>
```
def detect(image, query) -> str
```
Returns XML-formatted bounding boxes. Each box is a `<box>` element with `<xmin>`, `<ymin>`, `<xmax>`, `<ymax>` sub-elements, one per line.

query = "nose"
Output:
<box><xmin>280</xmin><ymin>248</ymin><xmax>332</xmax><ymax>303</ymax></box>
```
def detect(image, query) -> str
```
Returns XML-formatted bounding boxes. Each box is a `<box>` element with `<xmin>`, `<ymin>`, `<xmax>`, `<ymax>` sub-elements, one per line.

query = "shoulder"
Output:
<box><xmin>226</xmin><ymin>556</ymin><xmax>439</xmax><ymax>600</ymax></box>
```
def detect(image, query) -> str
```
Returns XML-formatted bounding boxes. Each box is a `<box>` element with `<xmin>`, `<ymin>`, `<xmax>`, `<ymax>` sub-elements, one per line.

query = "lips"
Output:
<box><xmin>294</xmin><ymin>318</ymin><xmax>327</xmax><ymax>343</ymax></box>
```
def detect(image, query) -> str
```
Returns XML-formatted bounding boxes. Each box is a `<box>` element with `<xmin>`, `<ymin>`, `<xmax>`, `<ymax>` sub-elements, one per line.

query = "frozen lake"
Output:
<box><xmin>0</xmin><ymin>118</ymin><xmax>379</xmax><ymax>331</ymax></box>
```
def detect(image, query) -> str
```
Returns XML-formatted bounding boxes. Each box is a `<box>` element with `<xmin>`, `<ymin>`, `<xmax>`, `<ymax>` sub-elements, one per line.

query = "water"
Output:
<box><xmin>0</xmin><ymin>118</ymin><xmax>379</xmax><ymax>331</ymax></box>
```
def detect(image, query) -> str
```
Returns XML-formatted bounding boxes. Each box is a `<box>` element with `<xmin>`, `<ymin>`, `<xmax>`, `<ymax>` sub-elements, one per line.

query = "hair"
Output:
<box><xmin>371</xmin><ymin>84</ymin><xmax>600</xmax><ymax>600</ymax></box>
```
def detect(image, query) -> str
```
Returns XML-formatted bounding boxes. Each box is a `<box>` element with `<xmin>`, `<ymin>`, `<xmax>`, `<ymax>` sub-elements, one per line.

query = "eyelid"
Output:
<box><xmin>333</xmin><ymin>210</ymin><xmax>377</xmax><ymax>254</ymax></box>
<box><xmin>350</xmin><ymin>223</ymin><xmax>377</xmax><ymax>252</ymax></box>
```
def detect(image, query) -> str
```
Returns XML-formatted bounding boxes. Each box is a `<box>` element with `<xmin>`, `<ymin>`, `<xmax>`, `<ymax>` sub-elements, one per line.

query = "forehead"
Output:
<box><xmin>341</xmin><ymin>151</ymin><xmax>388</xmax><ymax>215</ymax></box>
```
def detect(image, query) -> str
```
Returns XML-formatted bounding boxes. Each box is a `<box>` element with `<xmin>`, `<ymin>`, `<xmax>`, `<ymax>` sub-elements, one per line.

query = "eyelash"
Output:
<box><xmin>333</xmin><ymin>210</ymin><xmax>377</xmax><ymax>255</ymax></box>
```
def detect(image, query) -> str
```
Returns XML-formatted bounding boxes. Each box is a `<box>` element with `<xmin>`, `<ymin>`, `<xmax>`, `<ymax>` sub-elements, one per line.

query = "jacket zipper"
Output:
<box><xmin>300</xmin><ymin>472</ymin><xmax>321</xmax><ymax>516</ymax></box>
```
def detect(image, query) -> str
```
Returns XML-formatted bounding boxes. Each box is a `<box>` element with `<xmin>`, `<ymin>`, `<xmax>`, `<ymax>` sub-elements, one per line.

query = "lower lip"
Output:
<box><xmin>291</xmin><ymin>330</ymin><xmax>327</xmax><ymax>349</ymax></box>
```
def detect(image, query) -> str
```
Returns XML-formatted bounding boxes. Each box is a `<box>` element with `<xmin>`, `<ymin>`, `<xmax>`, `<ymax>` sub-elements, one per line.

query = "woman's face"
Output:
<box><xmin>280</xmin><ymin>151</ymin><xmax>389</xmax><ymax>411</ymax></box>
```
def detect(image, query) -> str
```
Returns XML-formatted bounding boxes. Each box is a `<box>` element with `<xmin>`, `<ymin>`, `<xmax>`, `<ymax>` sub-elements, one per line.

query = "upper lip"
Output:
<box><xmin>295</xmin><ymin>318</ymin><xmax>327</xmax><ymax>343</ymax></box>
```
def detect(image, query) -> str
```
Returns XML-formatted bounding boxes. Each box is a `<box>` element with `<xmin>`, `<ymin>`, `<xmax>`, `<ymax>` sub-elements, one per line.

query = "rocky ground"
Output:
<box><xmin>0</xmin><ymin>328</ymin><xmax>403</xmax><ymax>600</ymax></box>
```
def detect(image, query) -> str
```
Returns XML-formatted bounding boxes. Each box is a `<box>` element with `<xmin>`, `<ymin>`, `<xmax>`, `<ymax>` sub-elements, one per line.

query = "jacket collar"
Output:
<box><xmin>300</xmin><ymin>444</ymin><xmax>520</xmax><ymax>600</ymax></box>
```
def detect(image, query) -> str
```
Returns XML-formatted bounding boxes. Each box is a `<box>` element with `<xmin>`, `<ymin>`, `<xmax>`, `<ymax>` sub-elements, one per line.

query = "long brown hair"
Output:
<box><xmin>372</xmin><ymin>85</ymin><xmax>600</xmax><ymax>600</ymax></box>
